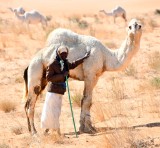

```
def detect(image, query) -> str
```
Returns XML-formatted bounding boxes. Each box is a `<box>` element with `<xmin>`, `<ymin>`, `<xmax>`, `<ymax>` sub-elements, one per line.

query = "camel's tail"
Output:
<box><xmin>22</xmin><ymin>67</ymin><xmax>28</xmax><ymax>103</ymax></box>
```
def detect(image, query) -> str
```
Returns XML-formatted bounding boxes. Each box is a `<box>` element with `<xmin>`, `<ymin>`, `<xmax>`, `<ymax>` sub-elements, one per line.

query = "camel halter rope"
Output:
<box><xmin>66</xmin><ymin>76</ymin><xmax>78</xmax><ymax>138</ymax></box>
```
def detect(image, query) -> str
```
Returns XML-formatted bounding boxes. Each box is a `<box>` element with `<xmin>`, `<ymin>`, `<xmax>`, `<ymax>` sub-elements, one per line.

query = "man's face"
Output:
<box><xmin>60</xmin><ymin>52</ymin><xmax>68</xmax><ymax>60</ymax></box>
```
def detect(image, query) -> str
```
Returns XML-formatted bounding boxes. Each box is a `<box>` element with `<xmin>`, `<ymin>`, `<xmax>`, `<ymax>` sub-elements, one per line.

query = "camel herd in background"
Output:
<box><xmin>99</xmin><ymin>6</ymin><xmax>127</xmax><ymax>23</ymax></box>
<box><xmin>8</xmin><ymin>5</ymin><xmax>127</xmax><ymax>30</ymax></box>
<box><xmin>8</xmin><ymin>6</ymin><xmax>48</xmax><ymax>29</ymax></box>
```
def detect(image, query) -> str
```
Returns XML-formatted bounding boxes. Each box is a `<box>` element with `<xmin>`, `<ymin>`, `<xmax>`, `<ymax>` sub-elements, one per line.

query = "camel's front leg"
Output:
<box><xmin>79</xmin><ymin>77</ymin><xmax>98</xmax><ymax>134</ymax></box>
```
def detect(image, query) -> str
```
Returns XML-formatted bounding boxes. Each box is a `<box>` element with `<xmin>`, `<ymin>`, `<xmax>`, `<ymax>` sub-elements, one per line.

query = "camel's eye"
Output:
<box><xmin>139</xmin><ymin>25</ymin><xmax>141</xmax><ymax>29</ymax></box>
<box><xmin>129</xmin><ymin>26</ymin><xmax>132</xmax><ymax>30</ymax></box>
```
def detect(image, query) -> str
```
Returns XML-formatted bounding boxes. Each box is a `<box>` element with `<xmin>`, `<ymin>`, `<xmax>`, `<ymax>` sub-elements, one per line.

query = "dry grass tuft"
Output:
<box><xmin>124</xmin><ymin>64</ymin><xmax>137</xmax><ymax>77</ymax></box>
<box><xmin>111</xmin><ymin>77</ymin><xmax>126</xmax><ymax>100</ymax></box>
<box><xmin>68</xmin><ymin>15</ymin><xmax>80</xmax><ymax>23</ymax></box>
<box><xmin>68</xmin><ymin>15</ymin><xmax>89</xmax><ymax>29</ymax></box>
<box><xmin>138</xmin><ymin>81</ymin><xmax>153</xmax><ymax>93</ymax></box>
<box><xmin>11</xmin><ymin>126</ymin><xmax>23</xmax><ymax>135</ymax></box>
<box><xmin>0</xmin><ymin>99</ymin><xmax>16</xmax><ymax>113</ymax></box>
<box><xmin>15</xmin><ymin>76</ymin><xmax>23</xmax><ymax>83</ymax></box>
<box><xmin>148</xmin><ymin>51</ymin><xmax>160</xmax><ymax>71</ymax></box>
<box><xmin>150</xmin><ymin>77</ymin><xmax>160</xmax><ymax>89</ymax></box>
<box><xmin>71</xmin><ymin>91</ymin><xmax>82</xmax><ymax>107</ymax></box>
<box><xmin>0</xmin><ymin>143</ymin><xmax>10</xmax><ymax>148</ymax></box>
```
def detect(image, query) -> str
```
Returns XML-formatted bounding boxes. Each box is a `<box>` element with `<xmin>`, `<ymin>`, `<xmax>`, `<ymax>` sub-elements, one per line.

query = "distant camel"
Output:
<box><xmin>99</xmin><ymin>6</ymin><xmax>127</xmax><ymax>23</ymax></box>
<box><xmin>23</xmin><ymin>19</ymin><xmax>142</xmax><ymax>135</ymax></box>
<box><xmin>8</xmin><ymin>7</ymin><xmax>25</xmax><ymax>15</ymax></box>
<box><xmin>13</xmin><ymin>9</ymin><xmax>47</xmax><ymax>29</ymax></box>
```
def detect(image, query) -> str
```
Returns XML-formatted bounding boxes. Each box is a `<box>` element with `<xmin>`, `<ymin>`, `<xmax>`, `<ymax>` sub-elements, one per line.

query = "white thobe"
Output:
<box><xmin>41</xmin><ymin>92</ymin><xmax>62</xmax><ymax>129</ymax></box>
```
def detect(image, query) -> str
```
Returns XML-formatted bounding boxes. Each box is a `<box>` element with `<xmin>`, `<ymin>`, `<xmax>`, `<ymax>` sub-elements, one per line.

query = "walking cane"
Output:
<box><xmin>66</xmin><ymin>76</ymin><xmax>78</xmax><ymax>138</ymax></box>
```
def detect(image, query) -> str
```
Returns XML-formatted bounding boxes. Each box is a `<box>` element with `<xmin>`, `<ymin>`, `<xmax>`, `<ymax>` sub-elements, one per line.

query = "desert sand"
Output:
<box><xmin>0</xmin><ymin>0</ymin><xmax>160</xmax><ymax>147</ymax></box>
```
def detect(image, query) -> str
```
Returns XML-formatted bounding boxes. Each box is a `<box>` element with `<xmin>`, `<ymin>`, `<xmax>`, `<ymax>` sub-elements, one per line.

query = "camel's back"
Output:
<box><xmin>112</xmin><ymin>6</ymin><xmax>126</xmax><ymax>16</ymax></box>
<box><xmin>46</xmin><ymin>28</ymin><xmax>99</xmax><ymax>47</ymax></box>
<box><xmin>45</xmin><ymin>28</ymin><xmax>105</xmax><ymax>66</ymax></box>
<box><xmin>25</xmin><ymin>10</ymin><xmax>43</xmax><ymax>22</ymax></box>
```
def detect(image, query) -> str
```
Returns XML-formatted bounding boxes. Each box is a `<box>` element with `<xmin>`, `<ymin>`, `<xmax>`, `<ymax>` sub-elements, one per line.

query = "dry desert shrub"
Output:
<box><xmin>15</xmin><ymin>76</ymin><xmax>23</xmax><ymax>83</ymax></box>
<box><xmin>0</xmin><ymin>99</ymin><xmax>16</xmax><ymax>113</ymax></box>
<box><xmin>147</xmin><ymin>94</ymin><xmax>160</xmax><ymax>114</ymax></box>
<box><xmin>11</xmin><ymin>126</ymin><xmax>23</xmax><ymax>135</ymax></box>
<box><xmin>148</xmin><ymin>51</ymin><xmax>160</xmax><ymax>71</ymax></box>
<box><xmin>78</xmin><ymin>20</ymin><xmax>89</xmax><ymax>29</ymax></box>
<box><xmin>150</xmin><ymin>77</ymin><xmax>160</xmax><ymax>89</ymax></box>
<box><xmin>68</xmin><ymin>15</ymin><xmax>80</xmax><ymax>23</ymax></box>
<box><xmin>107</xmin><ymin>128</ymin><xmax>137</xmax><ymax>148</ymax></box>
<box><xmin>71</xmin><ymin>91</ymin><xmax>82</xmax><ymax>107</ymax></box>
<box><xmin>68</xmin><ymin>15</ymin><xmax>89</xmax><ymax>29</ymax></box>
<box><xmin>111</xmin><ymin>77</ymin><xmax>125</xmax><ymax>100</ymax></box>
<box><xmin>138</xmin><ymin>81</ymin><xmax>153</xmax><ymax>93</ymax></box>
<box><xmin>124</xmin><ymin>64</ymin><xmax>137</xmax><ymax>77</ymax></box>
<box><xmin>0</xmin><ymin>143</ymin><xmax>10</xmax><ymax>148</ymax></box>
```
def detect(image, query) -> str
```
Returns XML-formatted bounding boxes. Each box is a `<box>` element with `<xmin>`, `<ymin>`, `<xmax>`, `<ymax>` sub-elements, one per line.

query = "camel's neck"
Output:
<box><xmin>103</xmin><ymin>34</ymin><xmax>141</xmax><ymax>71</ymax></box>
<box><xmin>14</xmin><ymin>12</ymin><xmax>24</xmax><ymax>21</ymax></box>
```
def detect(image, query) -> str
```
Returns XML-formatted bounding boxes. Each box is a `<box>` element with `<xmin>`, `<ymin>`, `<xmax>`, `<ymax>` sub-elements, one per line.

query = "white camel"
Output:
<box><xmin>99</xmin><ymin>6</ymin><xmax>127</xmax><ymax>23</ymax></box>
<box><xmin>13</xmin><ymin>9</ymin><xmax>47</xmax><ymax>29</ymax></box>
<box><xmin>23</xmin><ymin>19</ymin><xmax>142</xmax><ymax>135</ymax></box>
<box><xmin>8</xmin><ymin>7</ymin><xmax>25</xmax><ymax>15</ymax></box>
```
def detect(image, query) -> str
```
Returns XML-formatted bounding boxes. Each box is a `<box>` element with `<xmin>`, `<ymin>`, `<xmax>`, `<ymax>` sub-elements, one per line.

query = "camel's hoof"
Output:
<box><xmin>79</xmin><ymin>124</ymin><xmax>85</xmax><ymax>134</ymax></box>
<box><xmin>83</xmin><ymin>125</ymin><xmax>97</xmax><ymax>134</ymax></box>
<box><xmin>79</xmin><ymin>124</ymin><xmax>97</xmax><ymax>134</ymax></box>
<box><xmin>31</xmin><ymin>130</ymin><xmax>37</xmax><ymax>136</ymax></box>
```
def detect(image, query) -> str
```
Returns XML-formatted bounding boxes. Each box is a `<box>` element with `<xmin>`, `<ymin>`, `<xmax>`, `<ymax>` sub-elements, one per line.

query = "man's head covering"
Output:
<box><xmin>57</xmin><ymin>46</ymin><xmax>69</xmax><ymax>55</ymax></box>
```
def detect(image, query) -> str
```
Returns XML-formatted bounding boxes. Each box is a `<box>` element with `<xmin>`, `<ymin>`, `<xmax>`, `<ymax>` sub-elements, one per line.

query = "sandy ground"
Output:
<box><xmin>0</xmin><ymin>0</ymin><xmax>160</xmax><ymax>147</ymax></box>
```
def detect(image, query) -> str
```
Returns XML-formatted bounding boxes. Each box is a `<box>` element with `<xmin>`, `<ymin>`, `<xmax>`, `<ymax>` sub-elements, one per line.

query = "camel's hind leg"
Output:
<box><xmin>25</xmin><ymin>61</ymin><xmax>45</xmax><ymax>135</ymax></box>
<box><xmin>25</xmin><ymin>99</ymin><xmax>31</xmax><ymax>132</ymax></box>
<box><xmin>122</xmin><ymin>13</ymin><xmax>127</xmax><ymax>22</ymax></box>
<box><xmin>25</xmin><ymin>88</ymin><xmax>40</xmax><ymax>134</ymax></box>
<box><xmin>79</xmin><ymin>76</ymin><xmax>98</xmax><ymax>134</ymax></box>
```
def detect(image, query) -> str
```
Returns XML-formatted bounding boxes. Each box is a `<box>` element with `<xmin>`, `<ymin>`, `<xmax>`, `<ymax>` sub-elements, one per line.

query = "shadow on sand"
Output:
<box><xmin>64</xmin><ymin>122</ymin><xmax>160</xmax><ymax>137</ymax></box>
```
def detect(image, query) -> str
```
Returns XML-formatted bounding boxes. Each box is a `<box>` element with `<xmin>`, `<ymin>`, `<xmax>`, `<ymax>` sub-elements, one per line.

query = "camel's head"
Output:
<box><xmin>13</xmin><ymin>7</ymin><xmax>25</xmax><ymax>15</ymax></box>
<box><xmin>127</xmin><ymin>19</ymin><xmax>142</xmax><ymax>38</ymax></box>
<box><xmin>18</xmin><ymin>7</ymin><xmax>25</xmax><ymax>15</ymax></box>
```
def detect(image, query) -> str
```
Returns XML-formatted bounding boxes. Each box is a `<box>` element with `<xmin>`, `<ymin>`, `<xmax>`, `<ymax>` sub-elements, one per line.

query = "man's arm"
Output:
<box><xmin>46</xmin><ymin>64</ymin><xmax>65</xmax><ymax>83</ymax></box>
<box><xmin>68</xmin><ymin>50</ymin><xmax>90</xmax><ymax>69</ymax></box>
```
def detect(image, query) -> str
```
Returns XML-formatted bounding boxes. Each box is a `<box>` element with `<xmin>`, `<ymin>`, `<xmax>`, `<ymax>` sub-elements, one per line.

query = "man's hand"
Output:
<box><xmin>84</xmin><ymin>50</ymin><xmax>91</xmax><ymax>59</ymax></box>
